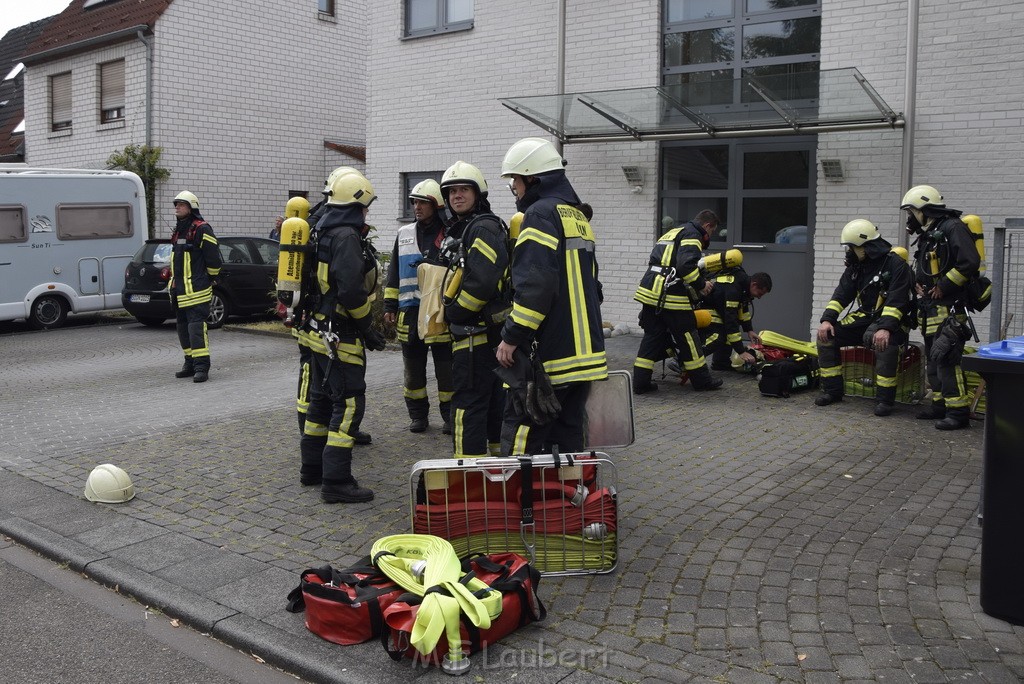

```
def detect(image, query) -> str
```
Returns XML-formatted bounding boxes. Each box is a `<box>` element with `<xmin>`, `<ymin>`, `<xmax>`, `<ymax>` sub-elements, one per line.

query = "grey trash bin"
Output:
<box><xmin>962</xmin><ymin>336</ymin><xmax>1024</xmax><ymax>625</ymax></box>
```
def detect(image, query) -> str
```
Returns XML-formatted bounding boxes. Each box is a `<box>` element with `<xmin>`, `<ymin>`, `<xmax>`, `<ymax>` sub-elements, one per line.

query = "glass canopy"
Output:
<box><xmin>499</xmin><ymin>68</ymin><xmax>902</xmax><ymax>143</ymax></box>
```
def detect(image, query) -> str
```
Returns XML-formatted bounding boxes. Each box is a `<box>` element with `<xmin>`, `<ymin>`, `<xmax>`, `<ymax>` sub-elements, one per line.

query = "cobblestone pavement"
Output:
<box><xmin>1</xmin><ymin>320</ymin><xmax>1022</xmax><ymax>683</ymax></box>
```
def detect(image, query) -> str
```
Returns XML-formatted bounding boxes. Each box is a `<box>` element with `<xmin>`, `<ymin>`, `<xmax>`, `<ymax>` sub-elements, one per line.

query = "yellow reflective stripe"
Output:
<box><xmin>176</xmin><ymin>288</ymin><xmax>212</xmax><ymax>307</ymax></box>
<box><xmin>456</xmin><ymin>289</ymin><xmax>486</xmax><ymax>312</ymax></box>
<box><xmin>405</xmin><ymin>387</ymin><xmax>428</xmax><ymax>400</ymax></box>
<box><xmin>826</xmin><ymin>300</ymin><xmax>844</xmax><ymax>314</ymax></box>
<box><xmin>882</xmin><ymin>307</ymin><xmax>903</xmax><ymax>320</ymax></box>
<box><xmin>207</xmin><ymin>267</ymin><xmax>221</xmax><ymax>276</ymax></box>
<box><xmin>820</xmin><ymin>365</ymin><xmax>844</xmax><ymax>378</ymax></box>
<box><xmin>517</xmin><ymin>227</ymin><xmax>558</xmax><ymax>250</ymax></box>
<box><xmin>452</xmin><ymin>408</ymin><xmax>487</xmax><ymax>458</ymax></box>
<box><xmin>336</xmin><ymin>340</ymin><xmax>365</xmax><ymax>366</ymax></box>
<box><xmin>634</xmin><ymin>358</ymin><xmax>655</xmax><ymax>371</ymax></box>
<box><xmin>472</xmin><ymin>239</ymin><xmax>498</xmax><ymax>264</ymax></box>
<box><xmin>566</xmin><ymin>250</ymin><xmax>588</xmax><ymax>356</ymax></box>
<box><xmin>876</xmin><ymin>375</ymin><xmax>898</xmax><ymax>388</ymax></box>
<box><xmin>678</xmin><ymin>239</ymin><xmax>703</xmax><ymax>249</ymax></box>
<box><xmin>681</xmin><ymin>268</ymin><xmax>701</xmax><ymax>284</ymax></box>
<box><xmin>184</xmin><ymin>253</ymin><xmax>194</xmax><ymax>295</ymax></box>
<box><xmin>726</xmin><ymin>332</ymin><xmax>742</xmax><ymax>343</ymax></box>
<box><xmin>202</xmin><ymin>233</ymin><xmax>218</xmax><ymax>246</ymax></box>
<box><xmin>716</xmin><ymin>274</ymin><xmax>735</xmax><ymax>283</ymax></box>
<box><xmin>297</xmin><ymin>363</ymin><xmax>311</xmax><ymax>412</ymax></box>
<box><xmin>550</xmin><ymin>366</ymin><xmax>608</xmax><ymax>384</ymax></box>
<box><xmin>947</xmin><ymin>268</ymin><xmax>968</xmax><ymax>286</ymax></box>
<box><xmin>544</xmin><ymin>350</ymin><xmax>606</xmax><ymax>373</ymax></box>
<box><xmin>385</xmin><ymin>287</ymin><xmax>399</xmax><ymax>299</ymax></box>
<box><xmin>304</xmin><ymin>420</ymin><xmax>328</xmax><ymax>437</ymax></box>
<box><xmin>349</xmin><ymin>300</ymin><xmax>371</xmax><ymax>319</ymax></box>
<box><xmin>510</xmin><ymin>304</ymin><xmax>543</xmax><ymax>330</ymax></box>
<box><xmin>452</xmin><ymin>332</ymin><xmax>489</xmax><ymax>352</ymax></box>
<box><xmin>725</xmin><ymin>302</ymin><xmax>739</xmax><ymax>309</ymax></box>
<box><xmin>438</xmin><ymin>390</ymin><xmax>454</xmax><ymax>402</ymax></box>
<box><xmin>512</xmin><ymin>424</ymin><xmax>530</xmax><ymax>456</ymax></box>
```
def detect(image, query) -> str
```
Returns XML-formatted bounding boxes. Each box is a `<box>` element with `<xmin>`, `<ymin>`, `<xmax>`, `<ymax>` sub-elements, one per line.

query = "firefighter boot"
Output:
<box><xmin>440</xmin><ymin>401</ymin><xmax>452</xmax><ymax>435</ymax></box>
<box><xmin>690</xmin><ymin>366</ymin><xmax>723</xmax><ymax>391</ymax></box>
<box><xmin>175</xmin><ymin>359</ymin><xmax>195</xmax><ymax>379</ymax></box>
<box><xmin>321</xmin><ymin>445</ymin><xmax>374</xmax><ymax>503</ymax></box>
<box><xmin>916</xmin><ymin>400</ymin><xmax>945</xmax><ymax>420</ymax></box>
<box><xmin>409</xmin><ymin>417</ymin><xmax>428</xmax><ymax>433</ymax></box>
<box><xmin>632</xmin><ymin>367</ymin><xmax>659</xmax><ymax>394</ymax></box>
<box><xmin>814</xmin><ymin>376</ymin><xmax>843</xmax><ymax>406</ymax></box>
<box><xmin>935</xmin><ymin>407</ymin><xmax>970</xmax><ymax>431</ymax></box>
<box><xmin>299</xmin><ymin>434</ymin><xmax>326</xmax><ymax>486</ymax></box>
<box><xmin>873</xmin><ymin>386</ymin><xmax>896</xmax><ymax>417</ymax></box>
<box><xmin>192</xmin><ymin>359</ymin><xmax>210</xmax><ymax>383</ymax></box>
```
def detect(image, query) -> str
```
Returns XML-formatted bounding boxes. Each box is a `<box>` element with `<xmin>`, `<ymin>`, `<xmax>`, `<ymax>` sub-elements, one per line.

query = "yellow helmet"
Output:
<box><xmin>326</xmin><ymin>172</ymin><xmax>376</xmax><ymax>207</ymax></box>
<box><xmin>901</xmin><ymin>184</ymin><xmax>944</xmax><ymax>210</ymax></box>
<box><xmin>840</xmin><ymin>219</ymin><xmax>880</xmax><ymax>246</ymax></box>
<box><xmin>323</xmin><ymin>166</ymin><xmax>364</xmax><ymax>195</ymax></box>
<box><xmin>500</xmin><ymin>137</ymin><xmax>565</xmax><ymax>177</ymax></box>
<box><xmin>440</xmin><ymin>161</ymin><xmax>487</xmax><ymax>196</ymax></box>
<box><xmin>409</xmin><ymin>179</ymin><xmax>444</xmax><ymax>208</ymax></box>
<box><xmin>285</xmin><ymin>196</ymin><xmax>310</xmax><ymax>219</ymax></box>
<box><xmin>173</xmin><ymin>191</ymin><xmax>199</xmax><ymax>210</ymax></box>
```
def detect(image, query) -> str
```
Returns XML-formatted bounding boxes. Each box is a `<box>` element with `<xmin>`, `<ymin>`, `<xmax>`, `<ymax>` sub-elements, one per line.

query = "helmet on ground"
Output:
<box><xmin>173</xmin><ymin>191</ymin><xmax>199</xmax><ymax>210</ymax></box>
<box><xmin>409</xmin><ymin>179</ymin><xmax>444</xmax><ymax>208</ymax></box>
<box><xmin>500</xmin><ymin>137</ymin><xmax>565</xmax><ymax>177</ymax></box>
<box><xmin>285</xmin><ymin>196</ymin><xmax>310</xmax><ymax>219</ymax></box>
<box><xmin>84</xmin><ymin>464</ymin><xmax>136</xmax><ymax>503</ymax></box>
<box><xmin>440</xmin><ymin>161</ymin><xmax>487</xmax><ymax>196</ymax></box>
<box><xmin>901</xmin><ymin>184</ymin><xmax>944</xmax><ymax>210</ymax></box>
<box><xmin>840</xmin><ymin>219</ymin><xmax>880</xmax><ymax>246</ymax></box>
<box><xmin>326</xmin><ymin>172</ymin><xmax>376</xmax><ymax>207</ymax></box>
<box><xmin>323</xmin><ymin>166</ymin><xmax>365</xmax><ymax>195</ymax></box>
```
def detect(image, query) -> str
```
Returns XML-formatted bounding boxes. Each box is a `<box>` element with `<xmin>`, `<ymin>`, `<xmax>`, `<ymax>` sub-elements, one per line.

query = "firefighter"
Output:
<box><xmin>632</xmin><ymin>210</ymin><xmax>723</xmax><ymax>393</ymax></box>
<box><xmin>169</xmin><ymin>191</ymin><xmax>222</xmax><ymax>383</ymax></box>
<box><xmin>814</xmin><ymin>219</ymin><xmax>914</xmax><ymax>417</ymax></box>
<box><xmin>902</xmin><ymin>185</ymin><xmax>980</xmax><ymax>430</ymax></box>
<box><xmin>496</xmin><ymin>137</ymin><xmax>608</xmax><ymax>456</ymax></box>
<box><xmin>702</xmin><ymin>268</ymin><xmax>772</xmax><ymax>370</ymax></box>
<box><xmin>298</xmin><ymin>171</ymin><xmax>385</xmax><ymax>503</ymax></box>
<box><xmin>383</xmin><ymin>179</ymin><xmax>454</xmax><ymax>434</ymax></box>
<box><xmin>439</xmin><ymin>161</ymin><xmax>510</xmax><ymax>458</ymax></box>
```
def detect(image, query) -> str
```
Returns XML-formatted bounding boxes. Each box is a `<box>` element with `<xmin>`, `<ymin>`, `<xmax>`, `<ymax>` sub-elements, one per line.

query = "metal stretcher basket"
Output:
<box><xmin>840</xmin><ymin>341</ymin><xmax>926</xmax><ymax>404</ymax></box>
<box><xmin>410</xmin><ymin>452</ymin><xmax>618</xmax><ymax>576</ymax></box>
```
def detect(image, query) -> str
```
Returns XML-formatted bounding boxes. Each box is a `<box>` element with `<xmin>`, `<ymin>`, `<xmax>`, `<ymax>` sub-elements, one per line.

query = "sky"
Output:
<box><xmin>1</xmin><ymin>0</ymin><xmax>72</xmax><ymax>43</ymax></box>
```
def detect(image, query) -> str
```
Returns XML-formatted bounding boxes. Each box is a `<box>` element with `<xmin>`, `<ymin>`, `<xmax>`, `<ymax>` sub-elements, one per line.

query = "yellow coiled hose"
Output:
<box><xmin>370</xmin><ymin>534</ymin><xmax>502</xmax><ymax>663</ymax></box>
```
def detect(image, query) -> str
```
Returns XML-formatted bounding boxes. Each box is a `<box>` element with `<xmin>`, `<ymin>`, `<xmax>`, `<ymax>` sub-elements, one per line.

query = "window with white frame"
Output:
<box><xmin>50</xmin><ymin>72</ymin><xmax>72</xmax><ymax>132</ymax></box>
<box><xmin>404</xmin><ymin>0</ymin><xmax>473</xmax><ymax>38</ymax></box>
<box><xmin>99</xmin><ymin>60</ymin><xmax>125</xmax><ymax>123</ymax></box>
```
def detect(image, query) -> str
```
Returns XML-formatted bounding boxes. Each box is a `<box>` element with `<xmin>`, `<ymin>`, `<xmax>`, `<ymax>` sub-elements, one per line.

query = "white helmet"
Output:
<box><xmin>440</xmin><ymin>161</ymin><xmax>488</xmax><ymax>196</ymax></box>
<box><xmin>500</xmin><ymin>137</ymin><xmax>565</xmax><ymax>177</ymax></box>
<box><xmin>326</xmin><ymin>172</ymin><xmax>376</xmax><ymax>207</ymax></box>
<box><xmin>173</xmin><ymin>191</ymin><xmax>199</xmax><ymax>210</ymax></box>
<box><xmin>901</xmin><ymin>184</ymin><xmax>944</xmax><ymax>210</ymax></box>
<box><xmin>323</xmin><ymin>166</ymin><xmax>365</xmax><ymax>195</ymax></box>
<box><xmin>409</xmin><ymin>179</ymin><xmax>444</xmax><ymax>208</ymax></box>
<box><xmin>84</xmin><ymin>464</ymin><xmax>136</xmax><ymax>503</ymax></box>
<box><xmin>840</xmin><ymin>219</ymin><xmax>880</xmax><ymax>246</ymax></box>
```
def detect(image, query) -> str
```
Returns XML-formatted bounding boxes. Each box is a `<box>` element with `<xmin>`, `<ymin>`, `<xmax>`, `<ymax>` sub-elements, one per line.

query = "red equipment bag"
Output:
<box><xmin>380</xmin><ymin>552</ymin><xmax>546</xmax><ymax>665</ymax></box>
<box><xmin>286</xmin><ymin>558</ymin><xmax>404</xmax><ymax>646</ymax></box>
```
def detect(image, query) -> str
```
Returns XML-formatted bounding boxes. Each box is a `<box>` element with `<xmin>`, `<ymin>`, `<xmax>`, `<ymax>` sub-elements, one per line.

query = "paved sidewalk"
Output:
<box><xmin>1</xmin><ymin>323</ymin><xmax>1021</xmax><ymax>683</ymax></box>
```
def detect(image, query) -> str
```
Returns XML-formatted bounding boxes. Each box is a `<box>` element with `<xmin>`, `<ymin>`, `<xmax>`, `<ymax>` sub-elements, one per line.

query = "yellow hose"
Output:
<box><xmin>370</xmin><ymin>534</ymin><xmax>502</xmax><ymax>661</ymax></box>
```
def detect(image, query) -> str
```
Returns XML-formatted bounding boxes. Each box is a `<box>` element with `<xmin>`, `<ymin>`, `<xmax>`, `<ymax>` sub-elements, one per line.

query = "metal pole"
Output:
<box><xmin>555</xmin><ymin>0</ymin><xmax>566</xmax><ymax>155</ymax></box>
<box><xmin>898</xmin><ymin>0</ymin><xmax>919</xmax><ymax>249</ymax></box>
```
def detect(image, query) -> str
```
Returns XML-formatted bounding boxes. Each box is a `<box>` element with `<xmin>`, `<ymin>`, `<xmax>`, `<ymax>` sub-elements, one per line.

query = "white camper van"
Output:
<box><xmin>0</xmin><ymin>168</ymin><xmax>147</xmax><ymax>329</ymax></box>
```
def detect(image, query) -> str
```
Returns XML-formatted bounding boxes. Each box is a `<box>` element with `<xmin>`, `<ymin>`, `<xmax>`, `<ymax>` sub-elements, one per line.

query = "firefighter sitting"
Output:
<box><xmin>814</xmin><ymin>219</ymin><xmax>913</xmax><ymax>417</ymax></box>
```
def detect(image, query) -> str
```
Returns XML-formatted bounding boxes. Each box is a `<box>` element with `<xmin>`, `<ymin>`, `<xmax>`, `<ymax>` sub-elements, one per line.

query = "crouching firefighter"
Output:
<box><xmin>902</xmin><ymin>184</ymin><xmax>980</xmax><ymax>430</ymax></box>
<box><xmin>298</xmin><ymin>171</ymin><xmax>386</xmax><ymax>503</ymax></box>
<box><xmin>814</xmin><ymin>219</ymin><xmax>913</xmax><ymax>417</ymax></box>
<box><xmin>169</xmin><ymin>191</ymin><xmax>222</xmax><ymax>383</ymax></box>
<box><xmin>439</xmin><ymin>161</ymin><xmax>511</xmax><ymax>458</ymax></box>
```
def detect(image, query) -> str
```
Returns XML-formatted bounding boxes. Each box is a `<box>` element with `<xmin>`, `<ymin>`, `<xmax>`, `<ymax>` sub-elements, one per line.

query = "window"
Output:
<box><xmin>99</xmin><ymin>60</ymin><xmax>125</xmax><ymax>123</ymax></box>
<box><xmin>318</xmin><ymin>0</ymin><xmax>335</xmax><ymax>16</ymax></box>
<box><xmin>56</xmin><ymin>204</ymin><xmax>133</xmax><ymax>239</ymax></box>
<box><xmin>50</xmin><ymin>72</ymin><xmax>72</xmax><ymax>132</ymax></box>
<box><xmin>405</xmin><ymin>0</ymin><xmax>473</xmax><ymax>38</ymax></box>
<box><xmin>253</xmin><ymin>239</ymin><xmax>280</xmax><ymax>266</ymax></box>
<box><xmin>400</xmin><ymin>171</ymin><xmax>442</xmax><ymax>220</ymax></box>
<box><xmin>0</xmin><ymin>206</ymin><xmax>27</xmax><ymax>243</ymax></box>
<box><xmin>220</xmin><ymin>241</ymin><xmax>254</xmax><ymax>264</ymax></box>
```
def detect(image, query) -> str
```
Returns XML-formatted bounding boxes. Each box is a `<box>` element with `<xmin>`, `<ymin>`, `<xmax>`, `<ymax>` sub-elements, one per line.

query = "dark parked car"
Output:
<box><xmin>122</xmin><ymin>237</ymin><xmax>279</xmax><ymax>328</ymax></box>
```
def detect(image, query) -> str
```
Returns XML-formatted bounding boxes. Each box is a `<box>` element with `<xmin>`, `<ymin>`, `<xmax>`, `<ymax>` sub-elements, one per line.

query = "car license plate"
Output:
<box><xmin>129</xmin><ymin>294</ymin><xmax>151</xmax><ymax>303</ymax></box>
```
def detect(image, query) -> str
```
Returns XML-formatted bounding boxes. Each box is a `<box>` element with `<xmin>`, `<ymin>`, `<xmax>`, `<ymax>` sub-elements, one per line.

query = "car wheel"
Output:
<box><xmin>135</xmin><ymin>316</ymin><xmax>167</xmax><ymax>327</ymax></box>
<box><xmin>28</xmin><ymin>295</ymin><xmax>69</xmax><ymax>330</ymax></box>
<box><xmin>207</xmin><ymin>291</ymin><xmax>229</xmax><ymax>329</ymax></box>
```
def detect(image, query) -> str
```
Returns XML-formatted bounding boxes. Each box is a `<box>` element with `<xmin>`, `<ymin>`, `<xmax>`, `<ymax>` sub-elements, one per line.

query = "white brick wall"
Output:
<box><xmin>25</xmin><ymin>0</ymin><xmax>367</xmax><ymax>238</ymax></box>
<box><xmin>366</xmin><ymin>0</ymin><xmax>659</xmax><ymax>328</ymax></box>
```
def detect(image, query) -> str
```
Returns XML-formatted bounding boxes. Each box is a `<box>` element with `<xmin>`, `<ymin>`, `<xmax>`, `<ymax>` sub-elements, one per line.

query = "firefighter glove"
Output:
<box><xmin>363</xmin><ymin>328</ymin><xmax>387</xmax><ymax>352</ymax></box>
<box><xmin>493</xmin><ymin>348</ymin><xmax>533</xmax><ymax>420</ymax></box>
<box><xmin>526</xmin><ymin>356</ymin><xmax>561</xmax><ymax>425</ymax></box>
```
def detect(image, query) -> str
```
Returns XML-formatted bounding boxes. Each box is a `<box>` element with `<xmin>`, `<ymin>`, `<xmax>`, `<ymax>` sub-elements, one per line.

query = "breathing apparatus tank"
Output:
<box><xmin>277</xmin><ymin>199</ymin><xmax>312</xmax><ymax>325</ymax></box>
<box><xmin>509</xmin><ymin>212</ymin><xmax>524</xmax><ymax>242</ymax></box>
<box><xmin>694</xmin><ymin>309</ymin><xmax>713</xmax><ymax>329</ymax></box>
<box><xmin>961</xmin><ymin>214</ymin><xmax>986</xmax><ymax>275</ymax></box>
<box><xmin>891</xmin><ymin>246</ymin><xmax>909</xmax><ymax>262</ymax></box>
<box><xmin>698</xmin><ymin>248</ymin><xmax>743</xmax><ymax>274</ymax></box>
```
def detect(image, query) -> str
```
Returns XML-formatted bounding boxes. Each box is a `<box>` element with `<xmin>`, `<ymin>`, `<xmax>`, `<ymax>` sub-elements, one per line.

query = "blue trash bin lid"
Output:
<box><xmin>977</xmin><ymin>336</ymin><xmax>1024</xmax><ymax>361</ymax></box>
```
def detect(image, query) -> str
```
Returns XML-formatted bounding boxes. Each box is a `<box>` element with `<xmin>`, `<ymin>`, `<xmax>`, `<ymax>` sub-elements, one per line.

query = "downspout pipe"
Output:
<box><xmin>899</xmin><ymin>0</ymin><xmax>919</xmax><ymax>249</ymax></box>
<box><xmin>136</xmin><ymin>29</ymin><xmax>153</xmax><ymax>148</ymax></box>
<box><xmin>555</xmin><ymin>0</ymin><xmax>566</xmax><ymax>155</ymax></box>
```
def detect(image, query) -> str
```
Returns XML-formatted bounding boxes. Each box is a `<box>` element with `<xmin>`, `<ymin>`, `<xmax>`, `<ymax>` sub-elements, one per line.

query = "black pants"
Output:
<box><xmin>702</xmin><ymin>323</ymin><xmax>739</xmax><ymax>368</ymax></box>
<box><xmin>175</xmin><ymin>302</ymin><xmax>210</xmax><ymax>371</ymax></box>
<box><xmin>300</xmin><ymin>343</ymin><xmax>366</xmax><ymax>486</ymax></box>
<box><xmin>633</xmin><ymin>305</ymin><xmax>712</xmax><ymax>387</ymax></box>
<box><xmin>817</xmin><ymin>318</ymin><xmax>906</xmax><ymax>403</ymax></box>
<box><xmin>398</xmin><ymin>309</ymin><xmax>453</xmax><ymax>423</ymax></box>
<box><xmin>500</xmin><ymin>381</ymin><xmax>591</xmax><ymax>456</ymax></box>
<box><xmin>451</xmin><ymin>326</ymin><xmax>505</xmax><ymax>457</ymax></box>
